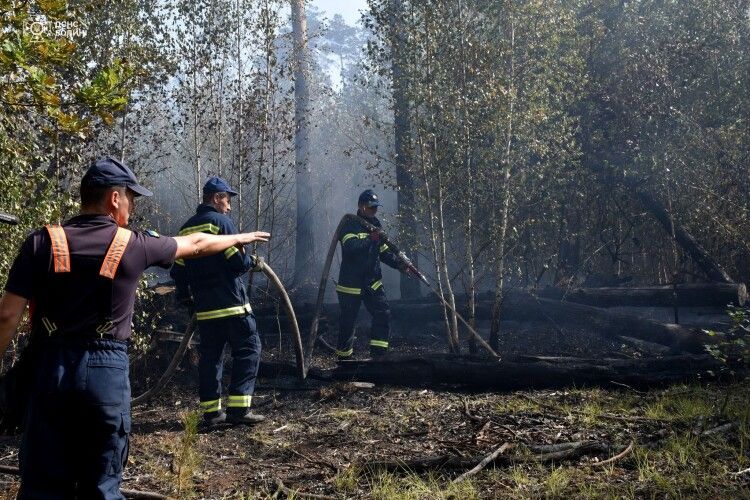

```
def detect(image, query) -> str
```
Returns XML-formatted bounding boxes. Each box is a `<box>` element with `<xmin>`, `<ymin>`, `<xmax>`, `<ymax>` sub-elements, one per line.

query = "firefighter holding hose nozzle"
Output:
<box><xmin>335</xmin><ymin>190</ymin><xmax>418</xmax><ymax>362</ymax></box>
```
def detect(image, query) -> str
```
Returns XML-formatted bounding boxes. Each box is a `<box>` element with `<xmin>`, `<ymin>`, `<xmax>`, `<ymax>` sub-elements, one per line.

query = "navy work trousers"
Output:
<box><xmin>337</xmin><ymin>287</ymin><xmax>391</xmax><ymax>357</ymax></box>
<box><xmin>198</xmin><ymin>313</ymin><xmax>261</xmax><ymax>405</ymax></box>
<box><xmin>19</xmin><ymin>338</ymin><xmax>130</xmax><ymax>500</ymax></box>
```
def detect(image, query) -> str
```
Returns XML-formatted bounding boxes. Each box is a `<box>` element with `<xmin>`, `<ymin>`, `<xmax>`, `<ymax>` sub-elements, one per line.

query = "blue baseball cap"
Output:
<box><xmin>358</xmin><ymin>189</ymin><xmax>382</xmax><ymax>207</ymax></box>
<box><xmin>81</xmin><ymin>157</ymin><xmax>153</xmax><ymax>197</ymax></box>
<box><xmin>203</xmin><ymin>176</ymin><xmax>238</xmax><ymax>197</ymax></box>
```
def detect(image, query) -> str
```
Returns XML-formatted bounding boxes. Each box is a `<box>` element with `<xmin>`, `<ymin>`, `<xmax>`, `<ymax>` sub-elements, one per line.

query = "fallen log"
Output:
<box><xmin>326</xmin><ymin>353</ymin><xmax>722</xmax><ymax>390</ymax></box>
<box><xmin>537</xmin><ymin>283</ymin><xmax>746</xmax><ymax>308</ymax></box>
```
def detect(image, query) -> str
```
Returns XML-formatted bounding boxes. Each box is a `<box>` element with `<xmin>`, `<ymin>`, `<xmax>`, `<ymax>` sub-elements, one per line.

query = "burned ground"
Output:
<box><xmin>0</xmin><ymin>317</ymin><xmax>747</xmax><ymax>499</ymax></box>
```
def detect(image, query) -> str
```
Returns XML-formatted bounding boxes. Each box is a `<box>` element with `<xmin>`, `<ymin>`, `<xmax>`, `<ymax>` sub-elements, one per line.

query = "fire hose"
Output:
<box><xmin>132</xmin><ymin>258</ymin><xmax>304</xmax><ymax>406</ymax></box>
<box><xmin>304</xmin><ymin>214</ymin><xmax>499</xmax><ymax>376</ymax></box>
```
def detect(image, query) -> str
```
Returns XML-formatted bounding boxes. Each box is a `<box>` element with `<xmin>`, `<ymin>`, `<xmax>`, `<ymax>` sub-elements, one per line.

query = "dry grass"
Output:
<box><xmin>368</xmin><ymin>472</ymin><xmax>479</xmax><ymax>500</ymax></box>
<box><xmin>0</xmin><ymin>381</ymin><xmax>748</xmax><ymax>498</ymax></box>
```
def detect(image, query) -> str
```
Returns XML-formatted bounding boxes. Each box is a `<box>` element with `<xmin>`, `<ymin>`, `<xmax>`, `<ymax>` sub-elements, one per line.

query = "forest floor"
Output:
<box><xmin>0</xmin><ymin>319</ymin><xmax>748</xmax><ymax>499</ymax></box>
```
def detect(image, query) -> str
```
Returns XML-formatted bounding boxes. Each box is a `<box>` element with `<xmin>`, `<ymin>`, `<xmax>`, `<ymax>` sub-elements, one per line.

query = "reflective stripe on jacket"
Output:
<box><xmin>336</xmin><ymin>213</ymin><xmax>401</xmax><ymax>295</ymax></box>
<box><xmin>170</xmin><ymin>205</ymin><xmax>254</xmax><ymax>320</ymax></box>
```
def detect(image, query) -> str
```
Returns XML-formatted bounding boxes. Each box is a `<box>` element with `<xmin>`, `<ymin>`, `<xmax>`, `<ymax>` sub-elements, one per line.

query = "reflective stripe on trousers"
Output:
<box><xmin>227</xmin><ymin>395</ymin><xmax>252</xmax><ymax>408</ymax></box>
<box><xmin>196</xmin><ymin>303</ymin><xmax>252</xmax><ymax>321</ymax></box>
<box><xmin>200</xmin><ymin>399</ymin><xmax>221</xmax><ymax>413</ymax></box>
<box><xmin>335</xmin><ymin>284</ymin><xmax>361</xmax><ymax>295</ymax></box>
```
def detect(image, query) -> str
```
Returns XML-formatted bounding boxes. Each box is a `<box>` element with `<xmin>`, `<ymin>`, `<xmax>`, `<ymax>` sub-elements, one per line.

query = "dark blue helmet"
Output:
<box><xmin>203</xmin><ymin>176</ymin><xmax>238</xmax><ymax>197</ymax></box>
<box><xmin>358</xmin><ymin>189</ymin><xmax>382</xmax><ymax>208</ymax></box>
<box><xmin>82</xmin><ymin>157</ymin><xmax>153</xmax><ymax>197</ymax></box>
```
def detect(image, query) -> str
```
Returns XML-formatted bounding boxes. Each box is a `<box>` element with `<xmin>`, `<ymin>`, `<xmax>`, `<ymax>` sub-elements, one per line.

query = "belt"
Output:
<box><xmin>33</xmin><ymin>327</ymin><xmax>120</xmax><ymax>343</ymax></box>
<box><xmin>34</xmin><ymin>335</ymin><xmax>128</xmax><ymax>352</ymax></box>
<box><xmin>37</xmin><ymin>316</ymin><xmax>120</xmax><ymax>340</ymax></box>
<box><xmin>35</xmin><ymin>331</ymin><xmax>120</xmax><ymax>341</ymax></box>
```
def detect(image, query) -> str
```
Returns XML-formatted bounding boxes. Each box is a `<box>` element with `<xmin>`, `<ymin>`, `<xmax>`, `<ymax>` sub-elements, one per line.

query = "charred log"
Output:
<box><xmin>253</xmin><ymin>292</ymin><xmax>712</xmax><ymax>354</ymax></box>
<box><xmin>326</xmin><ymin>354</ymin><xmax>722</xmax><ymax>390</ymax></box>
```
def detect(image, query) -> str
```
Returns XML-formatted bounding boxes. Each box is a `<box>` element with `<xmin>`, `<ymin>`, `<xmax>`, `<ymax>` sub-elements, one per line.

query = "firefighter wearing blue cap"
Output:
<box><xmin>170</xmin><ymin>176</ymin><xmax>265</xmax><ymax>427</ymax></box>
<box><xmin>0</xmin><ymin>158</ymin><xmax>270</xmax><ymax>498</ymax></box>
<box><xmin>335</xmin><ymin>189</ymin><xmax>408</xmax><ymax>361</ymax></box>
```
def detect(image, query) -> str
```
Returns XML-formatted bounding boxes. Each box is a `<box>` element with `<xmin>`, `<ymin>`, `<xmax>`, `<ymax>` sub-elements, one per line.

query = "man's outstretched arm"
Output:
<box><xmin>173</xmin><ymin>231</ymin><xmax>270</xmax><ymax>260</ymax></box>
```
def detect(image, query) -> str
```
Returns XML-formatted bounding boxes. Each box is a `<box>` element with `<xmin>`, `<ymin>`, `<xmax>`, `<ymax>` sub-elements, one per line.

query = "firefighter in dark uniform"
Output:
<box><xmin>336</xmin><ymin>190</ymin><xmax>411</xmax><ymax>360</ymax></box>
<box><xmin>0</xmin><ymin>158</ymin><xmax>270</xmax><ymax>499</ymax></box>
<box><xmin>170</xmin><ymin>177</ymin><xmax>264</xmax><ymax>427</ymax></box>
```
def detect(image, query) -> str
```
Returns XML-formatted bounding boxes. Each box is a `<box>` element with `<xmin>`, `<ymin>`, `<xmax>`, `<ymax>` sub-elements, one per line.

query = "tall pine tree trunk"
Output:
<box><xmin>191</xmin><ymin>12</ymin><xmax>201</xmax><ymax>201</ymax></box>
<box><xmin>235</xmin><ymin>0</ymin><xmax>244</xmax><ymax>229</ymax></box>
<box><xmin>391</xmin><ymin>0</ymin><xmax>420</xmax><ymax>300</ymax></box>
<box><xmin>291</xmin><ymin>0</ymin><xmax>315</xmax><ymax>296</ymax></box>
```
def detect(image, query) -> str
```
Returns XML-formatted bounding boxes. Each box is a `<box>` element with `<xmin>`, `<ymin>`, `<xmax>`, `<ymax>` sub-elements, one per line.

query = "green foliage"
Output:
<box><xmin>544</xmin><ymin>466</ymin><xmax>572</xmax><ymax>498</ymax></box>
<box><xmin>171</xmin><ymin>411</ymin><xmax>201</xmax><ymax>497</ymax></box>
<box><xmin>645</xmin><ymin>392</ymin><xmax>714</xmax><ymax>422</ymax></box>
<box><xmin>0</xmin><ymin>1</ymin><xmax>130</xmax><ymax>137</ymax></box>
<box><xmin>363</xmin><ymin>0</ymin><xmax>750</xmax><ymax>292</ymax></box>
<box><xmin>0</xmin><ymin>163</ymin><xmax>76</xmax><ymax>291</ymax></box>
<box><xmin>0</xmin><ymin>1</ymin><xmax>134</xmax><ymax>242</ymax></box>
<box><xmin>76</xmin><ymin>59</ymin><xmax>133</xmax><ymax>126</ymax></box>
<box><xmin>333</xmin><ymin>465</ymin><xmax>360</xmax><ymax>494</ymax></box>
<box><xmin>130</xmin><ymin>274</ymin><xmax>163</xmax><ymax>353</ymax></box>
<box><xmin>704</xmin><ymin>305</ymin><xmax>750</xmax><ymax>376</ymax></box>
<box><xmin>0</xmin><ymin>1</ymin><xmax>159</xmax><ymax>351</ymax></box>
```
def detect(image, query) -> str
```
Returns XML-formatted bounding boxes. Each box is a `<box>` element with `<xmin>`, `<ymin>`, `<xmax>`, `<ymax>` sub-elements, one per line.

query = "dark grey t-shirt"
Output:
<box><xmin>4</xmin><ymin>215</ymin><xmax>177</xmax><ymax>340</ymax></box>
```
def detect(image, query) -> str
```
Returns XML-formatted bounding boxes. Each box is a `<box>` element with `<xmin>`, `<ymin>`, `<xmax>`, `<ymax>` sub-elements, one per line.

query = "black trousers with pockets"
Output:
<box><xmin>19</xmin><ymin>338</ymin><xmax>130</xmax><ymax>500</ymax></box>
<box><xmin>337</xmin><ymin>287</ymin><xmax>391</xmax><ymax>358</ymax></box>
<box><xmin>198</xmin><ymin>313</ymin><xmax>261</xmax><ymax>414</ymax></box>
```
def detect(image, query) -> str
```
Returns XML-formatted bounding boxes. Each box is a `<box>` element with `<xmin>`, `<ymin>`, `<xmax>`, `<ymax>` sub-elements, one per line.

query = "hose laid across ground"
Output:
<box><xmin>132</xmin><ymin>259</ymin><xmax>304</xmax><ymax>406</ymax></box>
<box><xmin>131</xmin><ymin>316</ymin><xmax>197</xmax><ymax>406</ymax></box>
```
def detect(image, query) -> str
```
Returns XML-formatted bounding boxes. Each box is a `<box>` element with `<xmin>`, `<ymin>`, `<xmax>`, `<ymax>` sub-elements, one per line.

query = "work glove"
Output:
<box><xmin>250</xmin><ymin>255</ymin><xmax>265</xmax><ymax>272</ymax></box>
<box><xmin>369</xmin><ymin>229</ymin><xmax>387</xmax><ymax>243</ymax></box>
<box><xmin>400</xmin><ymin>263</ymin><xmax>419</xmax><ymax>279</ymax></box>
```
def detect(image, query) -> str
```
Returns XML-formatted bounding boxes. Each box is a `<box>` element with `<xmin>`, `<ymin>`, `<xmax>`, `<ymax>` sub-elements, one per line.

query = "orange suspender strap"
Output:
<box><xmin>45</xmin><ymin>225</ymin><xmax>71</xmax><ymax>273</ymax></box>
<box><xmin>99</xmin><ymin>227</ymin><xmax>133</xmax><ymax>279</ymax></box>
